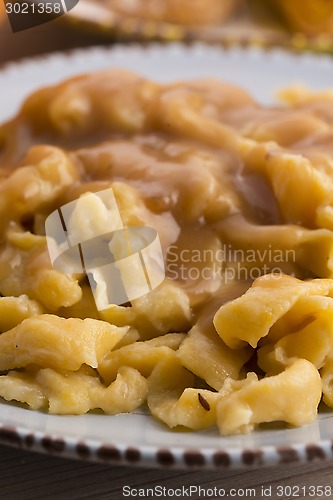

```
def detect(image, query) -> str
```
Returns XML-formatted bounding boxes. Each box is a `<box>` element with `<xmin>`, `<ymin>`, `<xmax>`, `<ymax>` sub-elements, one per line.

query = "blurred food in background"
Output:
<box><xmin>0</xmin><ymin>2</ymin><xmax>6</xmax><ymax>23</ymax></box>
<box><xmin>1</xmin><ymin>0</ymin><xmax>333</xmax><ymax>65</ymax></box>
<box><xmin>273</xmin><ymin>0</ymin><xmax>333</xmax><ymax>36</ymax></box>
<box><xmin>104</xmin><ymin>0</ymin><xmax>240</xmax><ymax>26</ymax></box>
<box><xmin>65</xmin><ymin>0</ymin><xmax>333</xmax><ymax>52</ymax></box>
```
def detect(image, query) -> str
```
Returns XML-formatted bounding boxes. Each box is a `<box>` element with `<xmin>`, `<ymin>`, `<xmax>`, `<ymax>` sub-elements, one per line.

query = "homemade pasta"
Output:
<box><xmin>1</xmin><ymin>71</ymin><xmax>333</xmax><ymax>435</ymax></box>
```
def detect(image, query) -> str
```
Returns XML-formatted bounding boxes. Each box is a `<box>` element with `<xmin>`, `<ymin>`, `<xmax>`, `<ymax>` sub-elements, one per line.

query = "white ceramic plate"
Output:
<box><xmin>1</xmin><ymin>44</ymin><xmax>333</xmax><ymax>469</ymax></box>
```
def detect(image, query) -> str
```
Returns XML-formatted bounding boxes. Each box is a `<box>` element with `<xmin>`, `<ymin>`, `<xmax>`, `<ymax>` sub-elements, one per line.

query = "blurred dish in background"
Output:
<box><xmin>0</xmin><ymin>2</ymin><xmax>6</xmax><ymax>24</ymax></box>
<box><xmin>65</xmin><ymin>0</ymin><xmax>333</xmax><ymax>54</ymax></box>
<box><xmin>66</xmin><ymin>0</ymin><xmax>284</xmax><ymax>45</ymax></box>
<box><xmin>104</xmin><ymin>0</ymin><xmax>240</xmax><ymax>26</ymax></box>
<box><xmin>273</xmin><ymin>0</ymin><xmax>333</xmax><ymax>36</ymax></box>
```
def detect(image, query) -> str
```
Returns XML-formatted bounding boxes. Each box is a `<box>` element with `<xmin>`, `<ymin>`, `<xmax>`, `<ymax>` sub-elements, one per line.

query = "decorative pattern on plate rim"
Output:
<box><xmin>0</xmin><ymin>423</ymin><xmax>332</xmax><ymax>469</ymax></box>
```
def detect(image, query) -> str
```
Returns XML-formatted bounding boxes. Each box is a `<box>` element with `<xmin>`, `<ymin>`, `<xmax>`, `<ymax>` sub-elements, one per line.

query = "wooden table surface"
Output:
<box><xmin>0</xmin><ymin>6</ymin><xmax>333</xmax><ymax>500</ymax></box>
<box><xmin>0</xmin><ymin>444</ymin><xmax>332</xmax><ymax>500</ymax></box>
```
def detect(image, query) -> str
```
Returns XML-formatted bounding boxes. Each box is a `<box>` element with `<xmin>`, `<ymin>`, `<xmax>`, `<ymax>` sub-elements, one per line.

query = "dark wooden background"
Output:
<box><xmin>1</xmin><ymin>445</ymin><xmax>333</xmax><ymax>500</ymax></box>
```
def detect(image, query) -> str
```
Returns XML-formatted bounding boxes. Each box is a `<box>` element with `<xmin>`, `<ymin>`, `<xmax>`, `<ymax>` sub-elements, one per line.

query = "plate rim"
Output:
<box><xmin>1</xmin><ymin>40</ymin><xmax>333</xmax><ymax>75</ymax></box>
<box><xmin>1</xmin><ymin>419</ymin><xmax>333</xmax><ymax>469</ymax></box>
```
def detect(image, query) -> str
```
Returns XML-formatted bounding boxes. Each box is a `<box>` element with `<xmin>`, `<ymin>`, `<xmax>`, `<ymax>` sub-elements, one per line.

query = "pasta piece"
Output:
<box><xmin>154</xmin><ymin>85</ymin><xmax>240</xmax><ymax>153</ymax></box>
<box><xmin>0</xmin><ymin>71</ymin><xmax>160</xmax><ymax>167</ymax></box>
<box><xmin>166</xmin><ymin>79</ymin><xmax>255</xmax><ymax>116</ymax></box>
<box><xmin>0</xmin><ymin>366</ymin><xmax>148</xmax><ymax>415</ymax></box>
<box><xmin>101</xmin><ymin>281</ymin><xmax>192</xmax><ymax>339</ymax></box>
<box><xmin>177</xmin><ymin>323</ymin><xmax>252</xmax><ymax>390</ymax></box>
<box><xmin>145</xmin><ymin>332</ymin><xmax>186</xmax><ymax>349</ymax></box>
<box><xmin>148</xmin><ymin>353</ymin><xmax>218</xmax><ymax>430</ymax></box>
<box><xmin>166</xmin><ymin>226</ymin><xmax>228</xmax><ymax>306</ymax></box>
<box><xmin>216</xmin><ymin>359</ymin><xmax>321</xmax><ymax>435</ymax></box>
<box><xmin>58</xmin><ymin>285</ymin><xmax>100</xmax><ymax>320</ymax></box>
<box><xmin>258</xmin><ymin>296</ymin><xmax>333</xmax><ymax>373</ymax></box>
<box><xmin>0</xmin><ymin>238</ymin><xmax>82</xmax><ymax>311</ymax></box>
<box><xmin>36</xmin><ymin>365</ymin><xmax>148</xmax><ymax>415</ymax></box>
<box><xmin>317</xmin><ymin>200</ymin><xmax>333</xmax><ymax>233</ymax></box>
<box><xmin>0</xmin><ymin>370</ymin><xmax>47</xmax><ymax>410</ymax></box>
<box><xmin>112</xmin><ymin>182</ymin><xmax>180</xmax><ymax>251</ymax></box>
<box><xmin>214</xmin><ymin>274</ymin><xmax>333</xmax><ymax>349</ymax></box>
<box><xmin>21</xmin><ymin>70</ymin><xmax>159</xmax><ymax>138</ymax></box>
<box><xmin>278</xmin><ymin>85</ymin><xmax>333</xmax><ymax>107</ymax></box>
<box><xmin>320</xmin><ymin>361</ymin><xmax>333</xmax><ymax>408</ymax></box>
<box><xmin>0</xmin><ymin>315</ymin><xmax>129</xmax><ymax>371</ymax></box>
<box><xmin>131</xmin><ymin>282</ymin><xmax>192</xmax><ymax>338</ymax></box>
<box><xmin>7</xmin><ymin>228</ymin><xmax>46</xmax><ymax>251</ymax></box>
<box><xmin>113</xmin><ymin>328</ymin><xmax>140</xmax><ymax>349</ymax></box>
<box><xmin>0</xmin><ymin>145</ymin><xmax>79</xmax><ymax>228</ymax></box>
<box><xmin>32</xmin><ymin>269</ymin><xmax>82</xmax><ymax>311</ymax></box>
<box><xmin>65</xmin><ymin>190</ymin><xmax>124</xmax><ymax>244</ymax></box>
<box><xmin>98</xmin><ymin>333</ymin><xmax>185</xmax><ymax>384</ymax></box>
<box><xmin>240</xmin><ymin>111</ymin><xmax>329</xmax><ymax>147</ymax></box>
<box><xmin>240</xmin><ymin>139</ymin><xmax>333</xmax><ymax>229</ymax></box>
<box><xmin>216</xmin><ymin>214</ymin><xmax>333</xmax><ymax>279</ymax></box>
<box><xmin>0</xmin><ymin>295</ymin><xmax>44</xmax><ymax>333</ymax></box>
